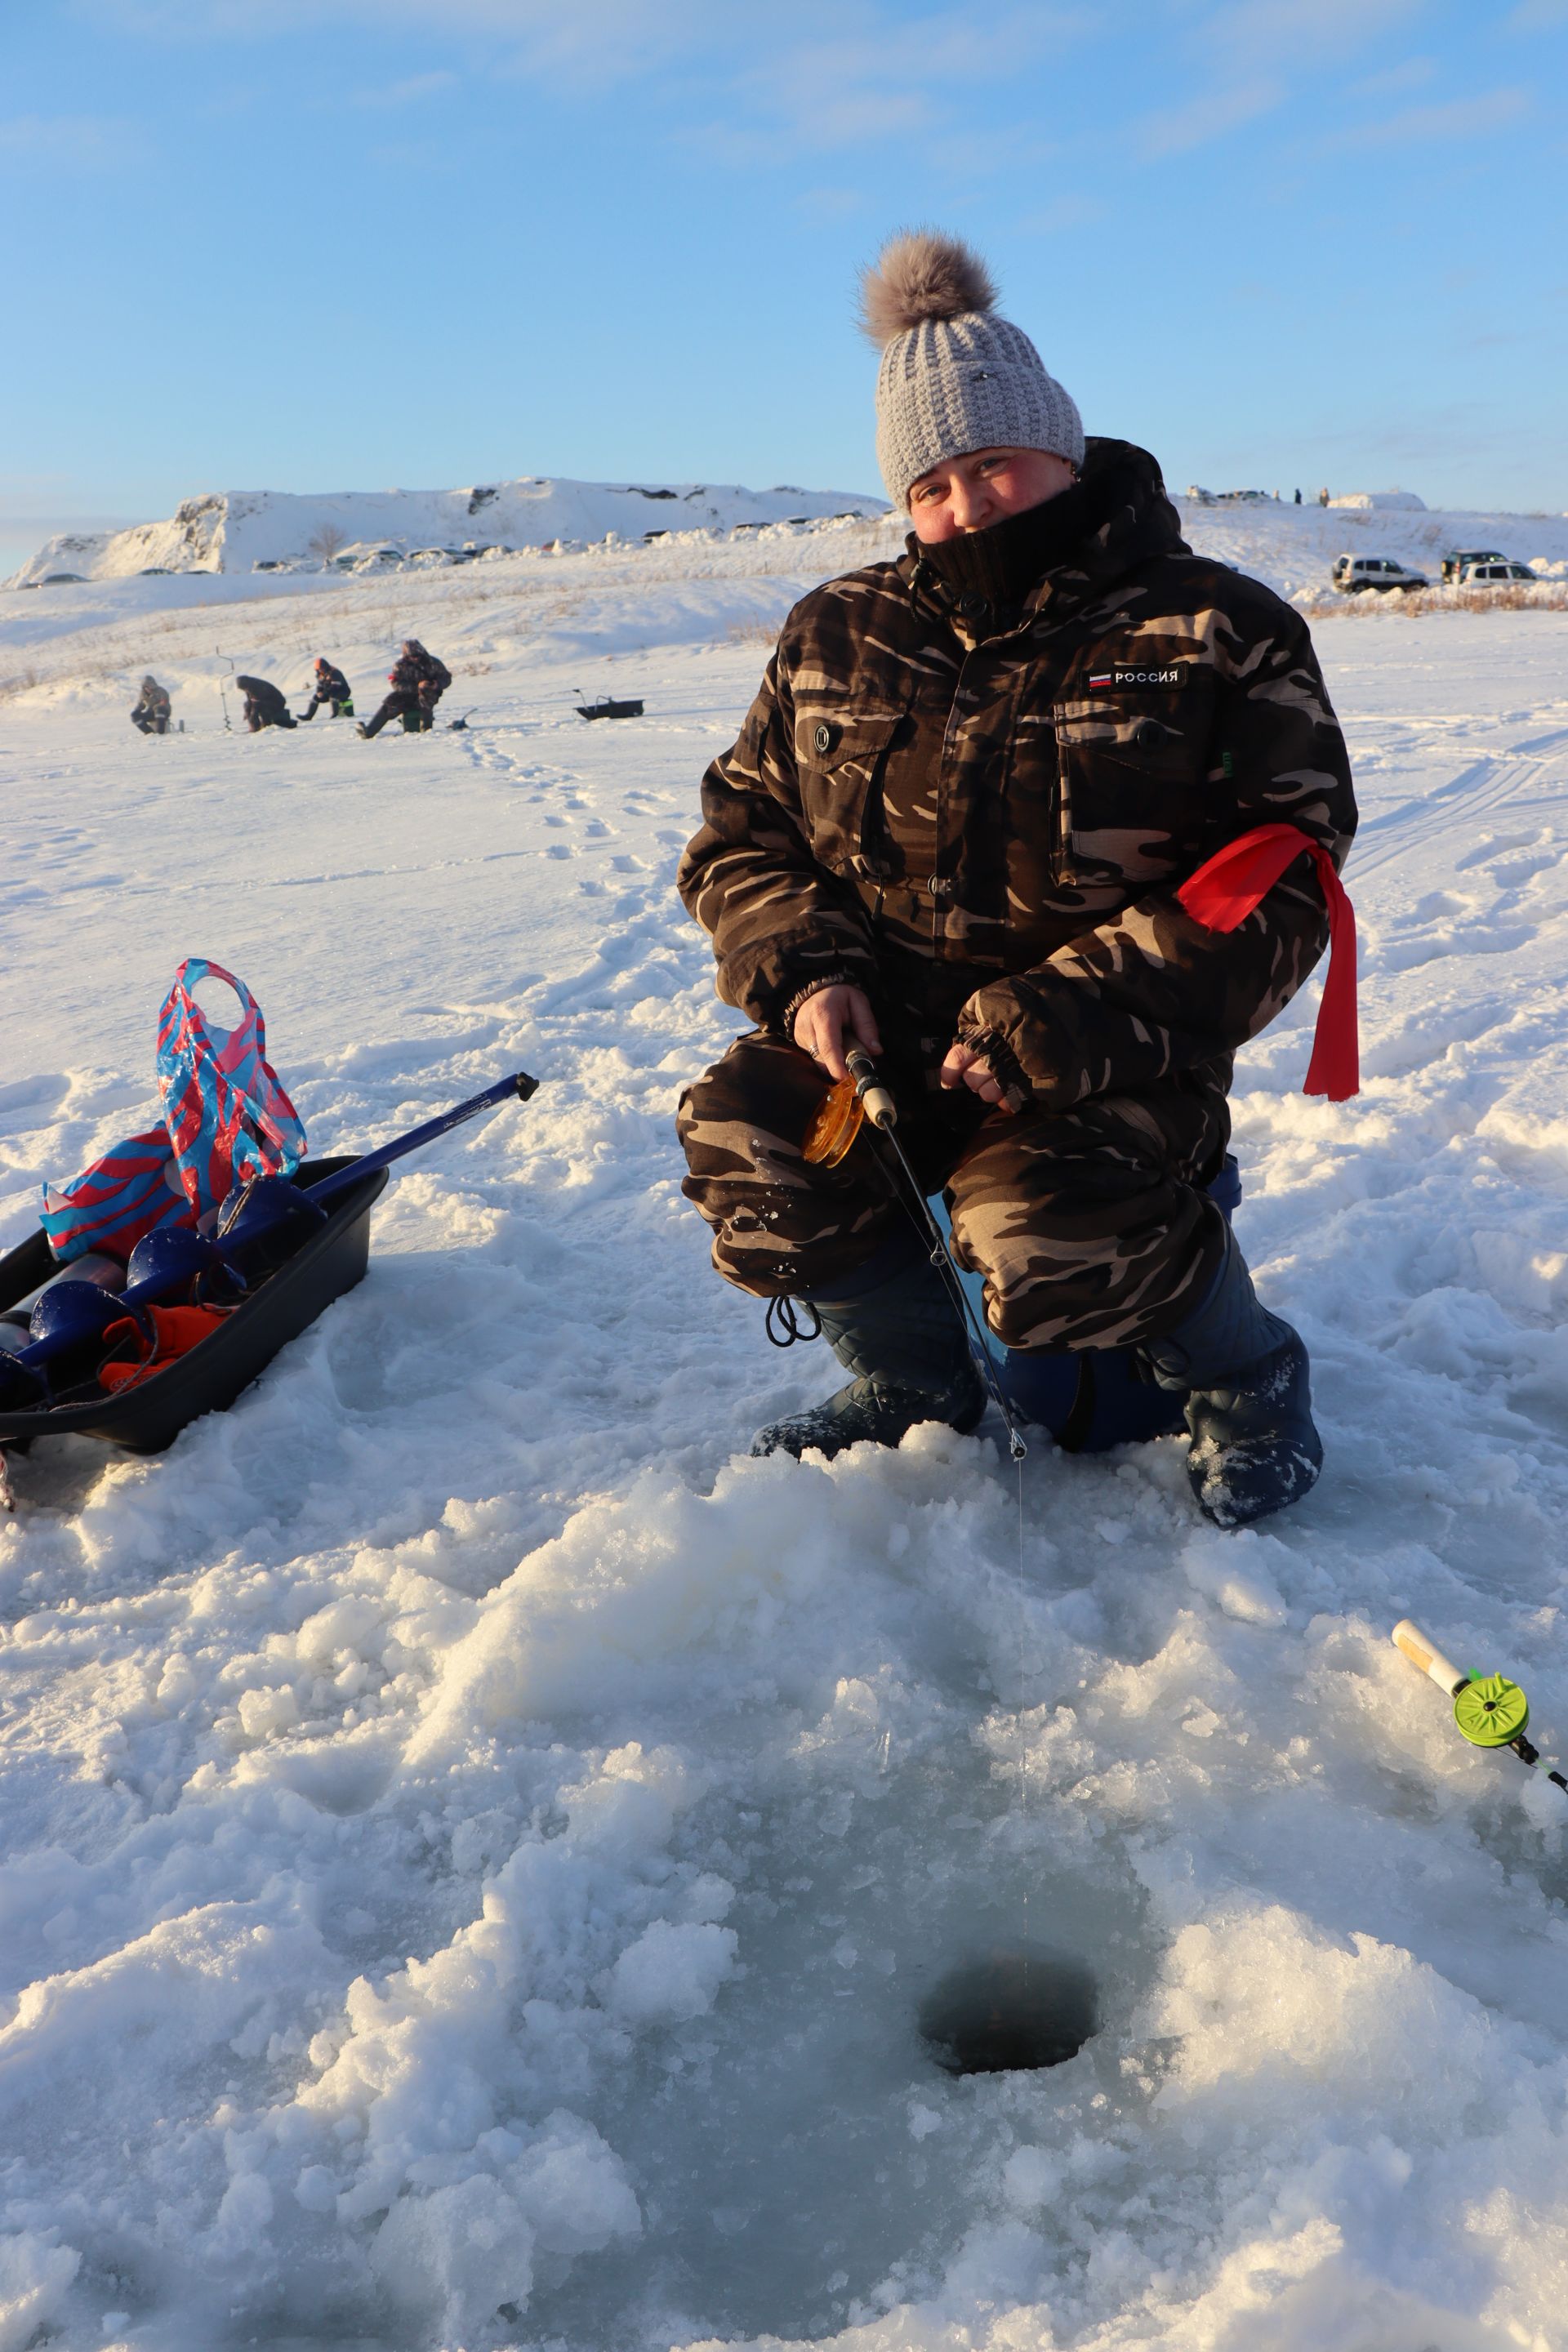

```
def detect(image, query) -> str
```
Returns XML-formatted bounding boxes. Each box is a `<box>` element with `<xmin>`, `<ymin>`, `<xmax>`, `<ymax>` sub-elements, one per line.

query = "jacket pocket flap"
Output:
<box><xmin>1053</xmin><ymin>688</ymin><xmax>1212</xmax><ymax>773</ymax></box>
<box><xmin>795</xmin><ymin>707</ymin><xmax>906</xmax><ymax>769</ymax></box>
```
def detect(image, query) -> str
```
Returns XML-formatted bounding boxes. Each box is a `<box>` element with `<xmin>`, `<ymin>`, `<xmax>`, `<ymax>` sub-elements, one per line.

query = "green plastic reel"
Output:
<box><xmin>1453</xmin><ymin>1673</ymin><xmax>1530</xmax><ymax>1748</ymax></box>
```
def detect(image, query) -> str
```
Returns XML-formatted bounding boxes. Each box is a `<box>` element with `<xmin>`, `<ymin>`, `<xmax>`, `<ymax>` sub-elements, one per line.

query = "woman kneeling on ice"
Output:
<box><xmin>675</xmin><ymin>232</ymin><xmax>1356</xmax><ymax>1528</ymax></box>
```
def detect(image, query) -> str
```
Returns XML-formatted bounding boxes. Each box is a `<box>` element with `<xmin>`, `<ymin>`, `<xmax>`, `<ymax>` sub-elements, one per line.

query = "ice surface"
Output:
<box><xmin>2</xmin><ymin>536</ymin><xmax>1568</xmax><ymax>2349</ymax></box>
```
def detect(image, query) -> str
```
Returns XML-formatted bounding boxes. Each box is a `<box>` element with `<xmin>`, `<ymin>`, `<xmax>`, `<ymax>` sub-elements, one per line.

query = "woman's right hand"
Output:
<box><xmin>792</xmin><ymin>985</ymin><xmax>883</xmax><ymax>1082</ymax></box>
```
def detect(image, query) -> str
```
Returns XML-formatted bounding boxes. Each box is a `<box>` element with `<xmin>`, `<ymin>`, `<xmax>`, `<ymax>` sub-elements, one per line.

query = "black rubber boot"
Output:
<box><xmin>751</xmin><ymin>1250</ymin><xmax>985</xmax><ymax>1461</ymax></box>
<box><xmin>1144</xmin><ymin>1232</ymin><xmax>1322</xmax><ymax>1528</ymax></box>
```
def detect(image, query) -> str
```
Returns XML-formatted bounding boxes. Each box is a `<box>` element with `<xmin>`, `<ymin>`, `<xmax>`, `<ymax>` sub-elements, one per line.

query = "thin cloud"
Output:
<box><xmin>793</xmin><ymin>186</ymin><xmax>868</xmax><ymax>220</ymax></box>
<box><xmin>78</xmin><ymin>0</ymin><xmax>729</xmax><ymax>71</ymax></box>
<box><xmin>1018</xmin><ymin>192</ymin><xmax>1103</xmax><ymax>234</ymax></box>
<box><xmin>728</xmin><ymin>5</ymin><xmax>1095</xmax><ymax>158</ymax></box>
<box><xmin>1351</xmin><ymin>55</ymin><xmax>1437</xmax><ymax>97</ymax></box>
<box><xmin>1137</xmin><ymin>80</ymin><xmax>1281</xmax><ymax>160</ymax></box>
<box><xmin>1200</xmin><ymin>0</ymin><xmax>1426</xmax><ymax>71</ymax></box>
<box><xmin>0</xmin><ymin>113</ymin><xmax>144</xmax><ymax>168</ymax></box>
<box><xmin>921</xmin><ymin>129</ymin><xmax>1061</xmax><ymax>179</ymax></box>
<box><xmin>350</xmin><ymin>69</ymin><xmax>458</xmax><ymax>106</ymax></box>
<box><xmin>75</xmin><ymin>0</ymin><xmax>1107</xmax><ymax>135</ymax></box>
<box><xmin>0</xmin><ymin>509</ymin><xmax>136</xmax><ymax>531</ymax></box>
<box><xmin>1334</xmin><ymin>86</ymin><xmax>1530</xmax><ymax>145</ymax></box>
<box><xmin>1508</xmin><ymin>0</ymin><xmax>1568</xmax><ymax>24</ymax></box>
<box><xmin>781</xmin><ymin>89</ymin><xmax>933</xmax><ymax>147</ymax></box>
<box><xmin>678</xmin><ymin>96</ymin><xmax>929</xmax><ymax>172</ymax></box>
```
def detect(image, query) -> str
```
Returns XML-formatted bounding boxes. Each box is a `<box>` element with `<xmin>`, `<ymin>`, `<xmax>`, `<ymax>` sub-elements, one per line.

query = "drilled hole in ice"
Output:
<box><xmin>918</xmin><ymin>1945</ymin><xmax>1098</xmax><ymax>2075</ymax></box>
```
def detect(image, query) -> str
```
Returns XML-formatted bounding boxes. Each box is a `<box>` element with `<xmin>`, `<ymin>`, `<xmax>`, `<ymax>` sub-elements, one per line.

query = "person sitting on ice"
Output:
<box><xmin>130</xmin><ymin>675</ymin><xmax>172</xmax><ymax>735</ymax></box>
<box><xmin>235</xmin><ymin>674</ymin><xmax>297</xmax><ymax>733</ymax></box>
<box><xmin>356</xmin><ymin>639</ymin><xmax>451</xmax><ymax>738</ymax></box>
<box><xmin>300</xmin><ymin>657</ymin><xmax>354</xmax><ymax>721</ymax></box>
<box><xmin>675</xmin><ymin>231</ymin><xmax>1357</xmax><ymax>1529</ymax></box>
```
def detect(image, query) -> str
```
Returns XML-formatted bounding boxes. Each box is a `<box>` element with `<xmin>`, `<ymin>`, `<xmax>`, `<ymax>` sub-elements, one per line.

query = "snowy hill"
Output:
<box><xmin>11</xmin><ymin>467</ymin><xmax>1567</xmax><ymax>612</ymax></box>
<box><xmin>6</xmin><ymin>515</ymin><xmax>1568</xmax><ymax>2348</ymax></box>
<box><xmin>6</xmin><ymin>474</ymin><xmax>886</xmax><ymax>587</ymax></box>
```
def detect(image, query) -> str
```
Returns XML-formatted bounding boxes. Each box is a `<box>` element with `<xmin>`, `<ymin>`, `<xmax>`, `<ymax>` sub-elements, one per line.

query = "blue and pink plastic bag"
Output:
<box><xmin>42</xmin><ymin>958</ymin><xmax>306</xmax><ymax>1263</ymax></box>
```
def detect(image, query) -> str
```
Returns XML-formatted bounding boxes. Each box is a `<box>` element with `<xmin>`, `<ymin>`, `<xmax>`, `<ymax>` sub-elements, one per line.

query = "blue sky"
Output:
<box><xmin>3</xmin><ymin>0</ymin><xmax>1566</xmax><ymax>572</ymax></box>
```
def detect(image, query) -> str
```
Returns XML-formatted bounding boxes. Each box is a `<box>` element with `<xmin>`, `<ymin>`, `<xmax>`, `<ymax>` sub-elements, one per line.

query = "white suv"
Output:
<box><xmin>1331</xmin><ymin>554</ymin><xmax>1429</xmax><ymax>594</ymax></box>
<box><xmin>1441</xmin><ymin>547</ymin><xmax>1504</xmax><ymax>583</ymax></box>
<box><xmin>1457</xmin><ymin>559</ymin><xmax>1538</xmax><ymax>586</ymax></box>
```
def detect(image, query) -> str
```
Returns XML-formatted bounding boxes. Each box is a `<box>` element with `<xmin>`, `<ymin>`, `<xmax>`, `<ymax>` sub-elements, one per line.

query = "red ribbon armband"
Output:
<box><xmin>1176</xmin><ymin>822</ymin><xmax>1358</xmax><ymax>1101</ymax></box>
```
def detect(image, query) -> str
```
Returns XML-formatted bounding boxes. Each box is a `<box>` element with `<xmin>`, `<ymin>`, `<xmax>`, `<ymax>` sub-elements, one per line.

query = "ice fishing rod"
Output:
<box><xmin>842</xmin><ymin>1048</ymin><xmax>1027</xmax><ymax>1461</ymax></box>
<box><xmin>1392</xmin><ymin>1619</ymin><xmax>1568</xmax><ymax>1794</ymax></box>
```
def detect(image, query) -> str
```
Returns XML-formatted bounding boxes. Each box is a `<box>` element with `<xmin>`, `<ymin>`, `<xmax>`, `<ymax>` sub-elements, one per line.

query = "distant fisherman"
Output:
<box><xmin>357</xmin><ymin>639</ymin><xmax>452</xmax><ymax>739</ymax></box>
<box><xmin>235</xmin><ymin>675</ymin><xmax>297</xmax><ymax>732</ymax></box>
<box><xmin>130</xmin><ymin>675</ymin><xmax>172</xmax><ymax>736</ymax></box>
<box><xmin>301</xmin><ymin>657</ymin><xmax>354</xmax><ymax>720</ymax></box>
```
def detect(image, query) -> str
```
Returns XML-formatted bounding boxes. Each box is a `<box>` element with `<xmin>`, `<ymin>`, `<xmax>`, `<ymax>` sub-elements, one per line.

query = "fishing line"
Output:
<box><xmin>840</xmin><ymin>1054</ymin><xmax>1027</xmax><ymax>1466</ymax></box>
<box><xmin>835</xmin><ymin>1052</ymin><xmax>1034</xmax><ymax>1933</ymax></box>
<box><xmin>1017</xmin><ymin>1442</ymin><xmax>1028</xmax><ymax>1951</ymax></box>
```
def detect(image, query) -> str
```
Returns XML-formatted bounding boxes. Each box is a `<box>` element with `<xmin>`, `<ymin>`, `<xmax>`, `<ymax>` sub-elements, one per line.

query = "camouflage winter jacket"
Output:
<box><xmin>396</xmin><ymin>648</ymin><xmax>451</xmax><ymax>699</ymax></box>
<box><xmin>678</xmin><ymin>439</ymin><xmax>1357</xmax><ymax>1111</ymax></box>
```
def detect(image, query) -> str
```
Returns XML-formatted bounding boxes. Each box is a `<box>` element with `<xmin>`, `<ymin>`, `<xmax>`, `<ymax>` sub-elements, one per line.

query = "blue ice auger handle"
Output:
<box><xmin>304</xmin><ymin>1070</ymin><xmax>540</xmax><ymax>1211</ymax></box>
<box><xmin>216</xmin><ymin>1071</ymin><xmax>540</xmax><ymax>1257</ymax></box>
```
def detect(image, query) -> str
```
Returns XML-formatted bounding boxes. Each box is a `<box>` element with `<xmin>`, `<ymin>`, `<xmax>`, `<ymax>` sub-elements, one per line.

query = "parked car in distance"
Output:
<box><xmin>1332</xmin><ymin>554</ymin><xmax>1429</xmax><ymax>594</ymax></box>
<box><xmin>1457</xmin><ymin>559</ymin><xmax>1538</xmax><ymax>586</ymax></box>
<box><xmin>1441</xmin><ymin>548</ymin><xmax>1505</xmax><ymax>583</ymax></box>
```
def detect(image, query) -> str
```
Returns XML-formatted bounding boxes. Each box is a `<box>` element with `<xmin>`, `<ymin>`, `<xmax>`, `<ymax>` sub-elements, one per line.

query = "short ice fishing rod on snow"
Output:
<box><xmin>808</xmin><ymin>1047</ymin><xmax>1027</xmax><ymax>1460</ymax></box>
<box><xmin>1392</xmin><ymin>1619</ymin><xmax>1568</xmax><ymax>1794</ymax></box>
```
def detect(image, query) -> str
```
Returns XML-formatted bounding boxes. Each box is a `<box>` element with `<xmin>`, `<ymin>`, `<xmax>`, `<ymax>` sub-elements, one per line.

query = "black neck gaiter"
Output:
<box><xmin>914</xmin><ymin>470</ymin><xmax>1109</xmax><ymax>616</ymax></box>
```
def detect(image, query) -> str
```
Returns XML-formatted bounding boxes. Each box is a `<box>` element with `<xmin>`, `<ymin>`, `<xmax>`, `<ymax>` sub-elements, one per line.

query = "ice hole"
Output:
<box><xmin>919</xmin><ymin>1944</ymin><xmax>1098</xmax><ymax>2075</ymax></box>
<box><xmin>532</xmin><ymin>1802</ymin><xmax>1146</xmax><ymax>2344</ymax></box>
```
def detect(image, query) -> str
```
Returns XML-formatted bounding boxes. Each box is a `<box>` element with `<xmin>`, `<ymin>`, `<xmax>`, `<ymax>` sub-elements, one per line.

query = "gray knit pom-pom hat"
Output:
<box><xmin>860</xmin><ymin>229</ymin><xmax>1084</xmax><ymax>507</ymax></box>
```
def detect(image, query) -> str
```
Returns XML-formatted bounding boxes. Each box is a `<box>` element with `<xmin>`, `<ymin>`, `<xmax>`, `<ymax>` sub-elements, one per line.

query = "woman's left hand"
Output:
<box><xmin>939</xmin><ymin>1040</ymin><xmax>1010</xmax><ymax>1108</ymax></box>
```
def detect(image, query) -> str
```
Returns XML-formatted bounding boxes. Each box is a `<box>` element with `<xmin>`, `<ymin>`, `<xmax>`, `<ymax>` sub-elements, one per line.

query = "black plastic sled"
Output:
<box><xmin>575</xmin><ymin>697</ymin><xmax>644</xmax><ymax>721</ymax></box>
<box><xmin>0</xmin><ymin>1157</ymin><xmax>386</xmax><ymax>1456</ymax></box>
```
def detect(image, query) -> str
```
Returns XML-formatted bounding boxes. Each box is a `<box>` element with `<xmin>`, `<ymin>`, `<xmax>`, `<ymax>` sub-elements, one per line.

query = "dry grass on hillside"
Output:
<box><xmin>1306</xmin><ymin>581</ymin><xmax>1568</xmax><ymax>620</ymax></box>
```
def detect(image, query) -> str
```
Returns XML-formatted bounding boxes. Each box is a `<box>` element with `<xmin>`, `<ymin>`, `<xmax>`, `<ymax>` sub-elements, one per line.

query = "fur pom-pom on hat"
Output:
<box><xmin>860</xmin><ymin>227</ymin><xmax>1085</xmax><ymax>505</ymax></box>
<box><xmin>858</xmin><ymin>229</ymin><xmax>997</xmax><ymax>345</ymax></box>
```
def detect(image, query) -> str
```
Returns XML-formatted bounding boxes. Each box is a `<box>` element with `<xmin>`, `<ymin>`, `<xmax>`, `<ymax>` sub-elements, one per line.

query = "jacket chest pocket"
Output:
<box><xmin>1049</xmin><ymin>688</ymin><xmax>1215</xmax><ymax>887</ymax></box>
<box><xmin>793</xmin><ymin>704</ymin><xmax>909</xmax><ymax>878</ymax></box>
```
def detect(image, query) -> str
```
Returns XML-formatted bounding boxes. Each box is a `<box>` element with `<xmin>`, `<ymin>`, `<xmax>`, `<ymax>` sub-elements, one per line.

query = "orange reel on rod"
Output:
<box><xmin>803</xmin><ymin>1074</ymin><xmax>866</xmax><ymax>1168</ymax></box>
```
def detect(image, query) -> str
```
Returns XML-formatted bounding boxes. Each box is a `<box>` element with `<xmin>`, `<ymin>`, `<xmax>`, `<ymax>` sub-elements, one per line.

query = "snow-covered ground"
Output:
<box><xmin>2</xmin><ymin>537</ymin><xmax>1568</xmax><ymax>2352</ymax></box>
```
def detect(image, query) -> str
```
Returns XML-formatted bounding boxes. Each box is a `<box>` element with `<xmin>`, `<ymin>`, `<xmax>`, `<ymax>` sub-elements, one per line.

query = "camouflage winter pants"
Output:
<box><xmin>677</xmin><ymin>1032</ymin><xmax>1232</xmax><ymax>1352</ymax></box>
